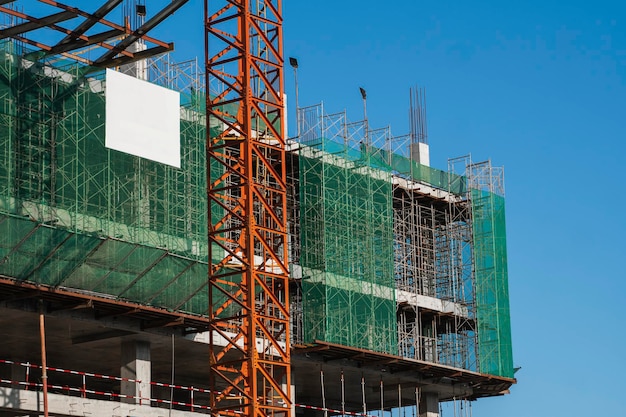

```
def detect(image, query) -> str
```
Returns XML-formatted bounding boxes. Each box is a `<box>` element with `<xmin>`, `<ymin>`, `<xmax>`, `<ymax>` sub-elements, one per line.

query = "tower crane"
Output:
<box><xmin>205</xmin><ymin>1</ymin><xmax>291</xmax><ymax>417</ymax></box>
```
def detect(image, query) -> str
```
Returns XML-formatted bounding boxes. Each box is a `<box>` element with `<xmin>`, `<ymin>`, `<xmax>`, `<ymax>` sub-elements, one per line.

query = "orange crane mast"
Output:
<box><xmin>205</xmin><ymin>1</ymin><xmax>291</xmax><ymax>417</ymax></box>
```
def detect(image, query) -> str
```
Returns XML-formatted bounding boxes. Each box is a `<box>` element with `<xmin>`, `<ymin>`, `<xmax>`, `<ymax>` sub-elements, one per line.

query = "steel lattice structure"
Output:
<box><xmin>205</xmin><ymin>1</ymin><xmax>291</xmax><ymax>417</ymax></box>
<box><xmin>0</xmin><ymin>0</ymin><xmax>188</xmax><ymax>68</ymax></box>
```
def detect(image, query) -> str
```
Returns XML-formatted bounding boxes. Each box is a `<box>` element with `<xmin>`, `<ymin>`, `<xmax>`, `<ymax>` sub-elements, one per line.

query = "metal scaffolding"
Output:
<box><xmin>0</xmin><ymin>37</ymin><xmax>513</xmax><ymax>377</ymax></box>
<box><xmin>391</xmin><ymin>149</ymin><xmax>477</xmax><ymax>371</ymax></box>
<box><xmin>0</xmin><ymin>12</ymin><xmax>513</xmax><ymax>396</ymax></box>
<box><xmin>287</xmin><ymin>91</ymin><xmax>511</xmax><ymax>378</ymax></box>
<box><xmin>292</xmin><ymin>103</ymin><xmax>397</xmax><ymax>354</ymax></box>
<box><xmin>469</xmin><ymin>160</ymin><xmax>513</xmax><ymax>378</ymax></box>
<box><xmin>0</xmin><ymin>38</ymin><xmax>211</xmax><ymax>313</ymax></box>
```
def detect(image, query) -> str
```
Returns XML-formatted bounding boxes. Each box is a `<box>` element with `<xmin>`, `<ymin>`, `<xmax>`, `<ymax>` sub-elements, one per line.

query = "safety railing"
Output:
<box><xmin>0</xmin><ymin>359</ymin><xmax>211</xmax><ymax>412</ymax></box>
<box><xmin>0</xmin><ymin>358</ymin><xmax>409</xmax><ymax>417</ymax></box>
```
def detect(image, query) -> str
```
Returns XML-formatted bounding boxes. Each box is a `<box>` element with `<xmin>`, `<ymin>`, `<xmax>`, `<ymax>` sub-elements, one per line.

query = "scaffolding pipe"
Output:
<box><xmin>361</xmin><ymin>375</ymin><xmax>367</xmax><ymax>416</ymax></box>
<box><xmin>39</xmin><ymin>300</ymin><xmax>49</xmax><ymax>417</ymax></box>
<box><xmin>415</xmin><ymin>387</ymin><xmax>420</xmax><ymax>417</ymax></box>
<box><xmin>379</xmin><ymin>378</ymin><xmax>384</xmax><ymax>417</ymax></box>
<box><xmin>321</xmin><ymin>369</ymin><xmax>328</xmax><ymax>417</ymax></box>
<box><xmin>169</xmin><ymin>334</ymin><xmax>175</xmax><ymax>417</ymax></box>
<box><xmin>341</xmin><ymin>370</ymin><xmax>346</xmax><ymax>416</ymax></box>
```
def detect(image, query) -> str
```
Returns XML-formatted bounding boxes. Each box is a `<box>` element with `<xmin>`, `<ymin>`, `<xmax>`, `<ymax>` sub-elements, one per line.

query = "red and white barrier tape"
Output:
<box><xmin>0</xmin><ymin>359</ymin><xmax>139</xmax><ymax>383</ymax></box>
<box><xmin>2</xmin><ymin>360</ymin><xmax>380</xmax><ymax>416</ymax></box>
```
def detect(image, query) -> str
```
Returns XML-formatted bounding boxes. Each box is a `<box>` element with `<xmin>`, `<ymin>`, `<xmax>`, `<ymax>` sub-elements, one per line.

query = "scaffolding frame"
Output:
<box><xmin>392</xmin><ymin>147</ymin><xmax>477</xmax><ymax>371</ymax></box>
<box><xmin>294</xmin><ymin>103</ymin><xmax>397</xmax><ymax>354</ymax></box>
<box><xmin>289</xmin><ymin>97</ymin><xmax>512</xmax><ymax>376</ymax></box>
<box><xmin>469</xmin><ymin>160</ymin><xmax>513</xmax><ymax>378</ymax></box>
<box><xmin>0</xmin><ymin>39</ymin><xmax>211</xmax><ymax>314</ymax></box>
<box><xmin>0</xmin><ymin>16</ymin><xmax>513</xmax><ymax>385</ymax></box>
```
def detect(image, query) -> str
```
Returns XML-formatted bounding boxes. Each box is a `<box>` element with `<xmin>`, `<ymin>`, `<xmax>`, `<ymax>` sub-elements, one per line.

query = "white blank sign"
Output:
<box><xmin>105</xmin><ymin>68</ymin><xmax>181</xmax><ymax>168</ymax></box>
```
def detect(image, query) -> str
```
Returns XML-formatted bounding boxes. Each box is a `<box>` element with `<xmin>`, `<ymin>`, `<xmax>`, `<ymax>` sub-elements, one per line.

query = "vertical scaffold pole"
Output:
<box><xmin>39</xmin><ymin>300</ymin><xmax>49</xmax><ymax>417</ymax></box>
<box><xmin>321</xmin><ymin>368</ymin><xmax>328</xmax><ymax>417</ymax></box>
<box><xmin>379</xmin><ymin>378</ymin><xmax>384</xmax><ymax>417</ymax></box>
<box><xmin>341</xmin><ymin>370</ymin><xmax>346</xmax><ymax>416</ymax></box>
<box><xmin>361</xmin><ymin>374</ymin><xmax>367</xmax><ymax>416</ymax></box>
<box><xmin>415</xmin><ymin>386</ymin><xmax>420</xmax><ymax>417</ymax></box>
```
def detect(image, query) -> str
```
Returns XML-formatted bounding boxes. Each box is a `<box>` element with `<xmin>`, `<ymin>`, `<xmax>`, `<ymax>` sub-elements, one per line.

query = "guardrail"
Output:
<box><xmin>0</xmin><ymin>359</ymin><xmax>210</xmax><ymax>411</ymax></box>
<box><xmin>0</xmin><ymin>358</ymin><xmax>386</xmax><ymax>417</ymax></box>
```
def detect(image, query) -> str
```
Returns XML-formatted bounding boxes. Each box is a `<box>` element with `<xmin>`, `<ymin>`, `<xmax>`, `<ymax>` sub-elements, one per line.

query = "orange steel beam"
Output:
<box><xmin>205</xmin><ymin>1</ymin><xmax>290</xmax><ymax>417</ymax></box>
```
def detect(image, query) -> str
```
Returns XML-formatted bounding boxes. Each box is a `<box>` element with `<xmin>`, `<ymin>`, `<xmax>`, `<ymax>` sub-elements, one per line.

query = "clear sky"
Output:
<box><xmin>99</xmin><ymin>1</ymin><xmax>626</xmax><ymax>415</ymax></box>
<box><xmin>290</xmin><ymin>1</ymin><xmax>626</xmax><ymax>415</ymax></box>
<box><xmin>165</xmin><ymin>1</ymin><xmax>625</xmax><ymax>415</ymax></box>
<box><xmin>281</xmin><ymin>2</ymin><xmax>626</xmax><ymax>416</ymax></box>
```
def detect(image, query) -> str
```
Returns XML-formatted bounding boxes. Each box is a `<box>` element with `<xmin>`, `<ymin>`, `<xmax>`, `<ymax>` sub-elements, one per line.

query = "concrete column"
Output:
<box><xmin>419</xmin><ymin>392</ymin><xmax>439</xmax><ymax>417</ymax></box>
<box><xmin>120</xmin><ymin>340</ymin><xmax>151</xmax><ymax>405</ymax></box>
<box><xmin>409</xmin><ymin>142</ymin><xmax>430</xmax><ymax>167</ymax></box>
<box><xmin>277</xmin><ymin>381</ymin><xmax>297</xmax><ymax>417</ymax></box>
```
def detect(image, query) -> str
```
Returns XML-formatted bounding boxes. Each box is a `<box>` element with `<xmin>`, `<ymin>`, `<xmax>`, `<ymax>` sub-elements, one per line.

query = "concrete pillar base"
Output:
<box><xmin>419</xmin><ymin>392</ymin><xmax>439</xmax><ymax>417</ymax></box>
<box><xmin>120</xmin><ymin>340</ymin><xmax>151</xmax><ymax>405</ymax></box>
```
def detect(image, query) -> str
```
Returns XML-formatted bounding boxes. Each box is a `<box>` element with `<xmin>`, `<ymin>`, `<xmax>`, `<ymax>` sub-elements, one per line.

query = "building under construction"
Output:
<box><xmin>0</xmin><ymin>2</ymin><xmax>514</xmax><ymax>417</ymax></box>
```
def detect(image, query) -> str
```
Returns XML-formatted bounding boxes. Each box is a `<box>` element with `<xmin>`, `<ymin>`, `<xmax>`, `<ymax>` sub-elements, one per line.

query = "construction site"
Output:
<box><xmin>0</xmin><ymin>1</ymin><xmax>515</xmax><ymax>417</ymax></box>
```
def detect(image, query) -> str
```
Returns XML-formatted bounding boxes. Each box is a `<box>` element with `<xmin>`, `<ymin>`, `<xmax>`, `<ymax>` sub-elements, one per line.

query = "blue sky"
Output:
<box><xmin>292</xmin><ymin>2</ymin><xmax>626</xmax><ymax>415</ymax></box>
<box><xmin>291</xmin><ymin>2</ymin><xmax>626</xmax><ymax>415</ymax></box>
<box><xmin>168</xmin><ymin>1</ymin><xmax>625</xmax><ymax>415</ymax></box>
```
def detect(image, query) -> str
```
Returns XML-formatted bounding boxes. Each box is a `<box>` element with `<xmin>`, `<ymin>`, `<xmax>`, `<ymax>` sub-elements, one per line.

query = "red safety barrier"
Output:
<box><xmin>2</xmin><ymin>359</ymin><xmax>380</xmax><ymax>416</ymax></box>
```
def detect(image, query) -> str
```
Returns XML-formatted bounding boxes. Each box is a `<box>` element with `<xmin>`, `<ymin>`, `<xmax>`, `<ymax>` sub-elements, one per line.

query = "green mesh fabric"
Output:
<box><xmin>0</xmin><ymin>42</ymin><xmax>209</xmax><ymax>258</ymax></box>
<box><xmin>0</xmin><ymin>40</ymin><xmax>213</xmax><ymax>315</ymax></box>
<box><xmin>0</xmin><ymin>213</ymin><xmax>210</xmax><ymax>313</ymax></box>
<box><xmin>307</xmin><ymin>140</ymin><xmax>466</xmax><ymax>195</ymax></box>
<box><xmin>299</xmin><ymin>145</ymin><xmax>397</xmax><ymax>354</ymax></box>
<box><xmin>472</xmin><ymin>189</ymin><xmax>514</xmax><ymax>378</ymax></box>
<box><xmin>389</xmin><ymin>152</ymin><xmax>467</xmax><ymax>195</ymax></box>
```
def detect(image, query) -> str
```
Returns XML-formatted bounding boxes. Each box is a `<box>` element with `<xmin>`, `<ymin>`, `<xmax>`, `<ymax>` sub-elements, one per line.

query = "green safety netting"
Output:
<box><xmin>0</xmin><ymin>40</ymin><xmax>217</xmax><ymax>315</ymax></box>
<box><xmin>0</xmin><ymin>213</ymin><xmax>211</xmax><ymax>314</ymax></box>
<box><xmin>0</xmin><ymin>44</ymin><xmax>210</xmax><ymax>258</ymax></box>
<box><xmin>472</xmin><ymin>189</ymin><xmax>514</xmax><ymax>378</ymax></box>
<box><xmin>307</xmin><ymin>140</ymin><xmax>467</xmax><ymax>195</ymax></box>
<box><xmin>299</xmin><ymin>144</ymin><xmax>397</xmax><ymax>354</ymax></box>
<box><xmin>389</xmin><ymin>152</ymin><xmax>467</xmax><ymax>195</ymax></box>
